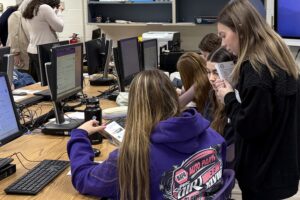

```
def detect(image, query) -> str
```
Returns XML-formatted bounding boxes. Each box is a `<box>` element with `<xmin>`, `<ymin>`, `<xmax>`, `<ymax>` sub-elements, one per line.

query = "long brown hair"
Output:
<box><xmin>23</xmin><ymin>0</ymin><xmax>60</xmax><ymax>19</ymax></box>
<box><xmin>177</xmin><ymin>52</ymin><xmax>211</xmax><ymax>113</ymax></box>
<box><xmin>207</xmin><ymin>47</ymin><xmax>236</xmax><ymax>134</ymax></box>
<box><xmin>118</xmin><ymin>70</ymin><xmax>180</xmax><ymax>200</ymax></box>
<box><xmin>217</xmin><ymin>0</ymin><xmax>299</xmax><ymax>84</ymax></box>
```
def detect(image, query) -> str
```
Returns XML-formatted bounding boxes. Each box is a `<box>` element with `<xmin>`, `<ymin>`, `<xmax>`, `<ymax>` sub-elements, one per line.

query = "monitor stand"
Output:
<box><xmin>42</xmin><ymin>101</ymin><xmax>84</xmax><ymax>135</ymax></box>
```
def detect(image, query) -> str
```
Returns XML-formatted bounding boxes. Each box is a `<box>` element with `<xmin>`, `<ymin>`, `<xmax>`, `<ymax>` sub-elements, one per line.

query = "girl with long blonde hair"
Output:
<box><xmin>68</xmin><ymin>69</ymin><xmax>226</xmax><ymax>199</ymax></box>
<box><xmin>215</xmin><ymin>0</ymin><xmax>300</xmax><ymax>199</ymax></box>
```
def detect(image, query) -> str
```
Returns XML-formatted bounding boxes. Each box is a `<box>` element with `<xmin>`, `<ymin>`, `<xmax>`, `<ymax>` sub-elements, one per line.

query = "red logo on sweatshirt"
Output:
<box><xmin>160</xmin><ymin>146</ymin><xmax>223</xmax><ymax>200</ymax></box>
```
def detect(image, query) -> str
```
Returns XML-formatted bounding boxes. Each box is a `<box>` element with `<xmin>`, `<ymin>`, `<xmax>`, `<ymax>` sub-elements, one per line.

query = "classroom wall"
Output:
<box><xmin>0</xmin><ymin>0</ymin><xmax>17</xmax><ymax>11</ymax></box>
<box><xmin>1</xmin><ymin>0</ymin><xmax>300</xmax><ymax>64</ymax></box>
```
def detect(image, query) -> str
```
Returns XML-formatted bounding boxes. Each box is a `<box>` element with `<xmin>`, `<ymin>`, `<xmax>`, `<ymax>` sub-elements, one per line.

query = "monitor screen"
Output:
<box><xmin>0</xmin><ymin>73</ymin><xmax>22</xmax><ymax>146</ymax></box>
<box><xmin>0</xmin><ymin>47</ymin><xmax>10</xmax><ymax>71</ymax></box>
<box><xmin>275</xmin><ymin>0</ymin><xmax>300</xmax><ymax>39</ymax></box>
<box><xmin>117</xmin><ymin>37</ymin><xmax>141</xmax><ymax>84</ymax></box>
<box><xmin>85</xmin><ymin>38</ymin><xmax>105</xmax><ymax>75</ymax></box>
<box><xmin>48</xmin><ymin>43</ymin><xmax>83</xmax><ymax>101</ymax></box>
<box><xmin>37</xmin><ymin>41</ymin><xmax>69</xmax><ymax>86</ymax></box>
<box><xmin>141</xmin><ymin>39</ymin><xmax>158</xmax><ymax>70</ymax></box>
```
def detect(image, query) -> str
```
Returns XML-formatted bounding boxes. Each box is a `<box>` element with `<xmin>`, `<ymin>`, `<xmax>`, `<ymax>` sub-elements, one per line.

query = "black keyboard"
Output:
<box><xmin>5</xmin><ymin>160</ymin><xmax>69</xmax><ymax>195</ymax></box>
<box><xmin>33</xmin><ymin>89</ymin><xmax>50</xmax><ymax>97</ymax></box>
<box><xmin>15</xmin><ymin>95</ymin><xmax>43</xmax><ymax>107</ymax></box>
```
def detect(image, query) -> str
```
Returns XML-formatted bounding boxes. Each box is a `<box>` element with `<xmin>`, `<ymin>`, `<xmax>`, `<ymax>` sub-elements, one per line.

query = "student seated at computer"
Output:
<box><xmin>177</xmin><ymin>32</ymin><xmax>221</xmax><ymax>115</ymax></box>
<box><xmin>177</xmin><ymin>52</ymin><xmax>212</xmax><ymax>119</ymax></box>
<box><xmin>67</xmin><ymin>70</ymin><xmax>226</xmax><ymax>199</ymax></box>
<box><xmin>177</xmin><ymin>48</ymin><xmax>236</xmax><ymax>146</ymax></box>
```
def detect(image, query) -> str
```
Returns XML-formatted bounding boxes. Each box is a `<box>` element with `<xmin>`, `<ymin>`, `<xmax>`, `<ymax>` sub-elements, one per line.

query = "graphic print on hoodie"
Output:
<box><xmin>160</xmin><ymin>145</ymin><xmax>223</xmax><ymax>200</ymax></box>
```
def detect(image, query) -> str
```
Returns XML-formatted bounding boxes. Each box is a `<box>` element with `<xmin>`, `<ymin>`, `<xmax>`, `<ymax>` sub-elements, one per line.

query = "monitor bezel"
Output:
<box><xmin>0</xmin><ymin>73</ymin><xmax>23</xmax><ymax>146</ymax></box>
<box><xmin>49</xmin><ymin>43</ymin><xmax>83</xmax><ymax>102</ymax></box>
<box><xmin>117</xmin><ymin>37</ymin><xmax>142</xmax><ymax>88</ymax></box>
<box><xmin>84</xmin><ymin>38</ymin><xmax>105</xmax><ymax>75</ymax></box>
<box><xmin>37</xmin><ymin>40</ymin><xmax>69</xmax><ymax>86</ymax></box>
<box><xmin>274</xmin><ymin>0</ymin><xmax>300</xmax><ymax>40</ymax></box>
<box><xmin>0</xmin><ymin>47</ymin><xmax>11</xmax><ymax>71</ymax></box>
<box><xmin>141</xmin><ymin>38</ymin><xmax>158</xmax><ymax>70</ymax></box>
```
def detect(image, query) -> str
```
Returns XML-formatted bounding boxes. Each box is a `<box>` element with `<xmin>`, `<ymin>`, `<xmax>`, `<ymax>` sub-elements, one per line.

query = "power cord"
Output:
<box><xmin>8</xmin><ymin>152</ymin><xmax>42</xmax><ymax>170</ymax></box>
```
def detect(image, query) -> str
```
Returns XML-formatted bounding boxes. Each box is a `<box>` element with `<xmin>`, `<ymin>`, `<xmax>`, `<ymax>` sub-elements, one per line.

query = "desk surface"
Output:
<box><xmin>0</xmin><ymin>81</ymin><xmax>119</xmax><ymax>199</ymax></box>
<box><xmin>0</xmin><ymin>135</ymin><xmax>117</xmax><ymax>200</ymax></box>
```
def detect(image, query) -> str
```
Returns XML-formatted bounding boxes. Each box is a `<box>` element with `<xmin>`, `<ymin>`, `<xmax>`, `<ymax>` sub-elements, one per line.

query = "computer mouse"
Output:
<box><xmin>92</xmin><ymin>148</ymin><xmax>101</xmax><ymax>157</ymax></box>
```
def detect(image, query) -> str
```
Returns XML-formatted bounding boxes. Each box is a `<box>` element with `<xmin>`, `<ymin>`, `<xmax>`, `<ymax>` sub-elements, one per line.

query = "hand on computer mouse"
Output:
<box><xmin>78</xmin><ymin>120</ymin><xmax>106</xmax><ymax>136</ymax></box>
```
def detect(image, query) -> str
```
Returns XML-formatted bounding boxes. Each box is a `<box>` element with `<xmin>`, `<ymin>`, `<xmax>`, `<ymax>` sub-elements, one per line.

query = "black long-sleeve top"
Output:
<box><xmin>0</xmin><ymin>6</ymin><xmax>17</xmax><ymax>46</ymax></box>
<box><xmin>224</xmin><ymin>60</ymin><xmax>299</xmax><ymax>199</ymax></box>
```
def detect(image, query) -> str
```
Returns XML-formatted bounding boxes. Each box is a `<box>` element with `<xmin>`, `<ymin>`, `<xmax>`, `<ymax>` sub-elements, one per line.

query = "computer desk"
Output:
<box><xmin>0</xmin><ymin>81</ymin><xmax>118</xmax><ymax>199</ymax></box>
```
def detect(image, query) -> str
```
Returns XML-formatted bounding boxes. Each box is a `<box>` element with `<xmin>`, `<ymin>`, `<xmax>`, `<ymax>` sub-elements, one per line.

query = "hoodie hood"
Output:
<box><xmin>151</xmin><ymin>108</ymin><xmax>211</xmax><ymax>154</ymax></box>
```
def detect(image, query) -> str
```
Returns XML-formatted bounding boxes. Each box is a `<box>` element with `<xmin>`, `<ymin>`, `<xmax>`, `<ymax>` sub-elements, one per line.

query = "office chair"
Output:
<box><xmin>226</xmin><ymin>143</ymin><xmax>235</xmax><ymax>170</ymax></box>
<box><xmin>212</xmin><ymin>169</ymin><xmax>235</xmax><ymax>200</ymax></box>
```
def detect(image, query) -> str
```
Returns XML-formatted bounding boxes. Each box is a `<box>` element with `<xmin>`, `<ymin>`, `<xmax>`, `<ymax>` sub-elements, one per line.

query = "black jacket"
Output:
<box><xmin>0</xmin><ymin>6</ymin><xmax>17</xmax><ymax>46</ymax></box>
<box><xmin>224</xmin><ymin>60</ymin><xmax>299</xmax><ymax>199</ymax></box>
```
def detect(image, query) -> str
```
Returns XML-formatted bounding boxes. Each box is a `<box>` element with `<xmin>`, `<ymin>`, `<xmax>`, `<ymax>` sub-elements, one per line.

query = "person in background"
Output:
<box><xmin>22</xmin><ymin>0</ymin><xmax>64</xmax><ymax>81</ymax></box>
<box><xmin>177</xmin><ymin>52</ymin><xmax>212</xmax><ymax>119</ymax></box>
<box><xmin>7</xmin><ymin>0</ymin><xmax>31</xmax><ymax>71</ymax></box>
<box><xmin>215</xmin><ymin>0</ymin><xmax>300</xmax><ymax>199</ymax></box>
<box><xmin>12</xmin><ymin>69</ymin><xmax>35</xmax><ymax>89</ymax></box>
<box><xmin>19</xmin><ymin>0</ymin><xmax>32</xmax><ymax>13</ymax></box>
<box><xmin>0</xmin><ymin>0</ymin><xmax>23</xmax><ymax>46</ymax></box>
<box><xmin>68</xmin><ymin>70</ymin><xmax>226</xmax><ymax>199</ymax></box>
<box><xmin>206</xmin><ymin>47</ymin><xmax>236</xmax><ymax>145</ymax></box>
<box><xmin>177</xmin><ymin>48</ymin><xmax>236</xmax><ymax>146</ymax></box>
<box><xmin>178</xmin><ymin>32</ymin><xmax>222</xmax><ymax>110</ymax></box>
<box><xmin>198</xmin><ymin>33</ymin><xmax>221</xmax><ymax>59</ymax></box>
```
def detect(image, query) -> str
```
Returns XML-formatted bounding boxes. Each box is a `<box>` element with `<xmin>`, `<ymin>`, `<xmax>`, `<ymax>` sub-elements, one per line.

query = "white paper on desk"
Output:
<box><xmin>65</xmin><ymin>112</ymin><xmax>85</xmax><ymax>120</ymax></box>
<box><xmin>215</xmin><ymin>61</ymin><xmax>235</xmax><ymax>82</ymax></box>
<box><xmin>14</xmin><ymin>89</ymin><xmax>42</xmax><ymax>94</ymax></box>
<box><xmin>13</xmin><ymin>95</ymin><xmax>27</xmax><ymax>101</ymax></box>
<box><xmin>67</xmin><ymin>161</ymin><xmax>103</xmax><ymax>176</ymax></box>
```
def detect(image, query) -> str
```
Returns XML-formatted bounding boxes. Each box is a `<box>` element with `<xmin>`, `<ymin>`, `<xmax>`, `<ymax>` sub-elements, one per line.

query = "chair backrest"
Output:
<box><xmin>226</xmin><ymin>143</ymin><xmax>235</xmax><ymax>169</ymax></box>
<box><xmin>212</xmin><ymin>169</ymin><xmax>235</xmax><ymax>200</ymax></box>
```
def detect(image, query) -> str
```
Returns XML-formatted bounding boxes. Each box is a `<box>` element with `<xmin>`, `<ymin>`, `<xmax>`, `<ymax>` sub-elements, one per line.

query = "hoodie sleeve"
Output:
<box><xmin>179</xmin><ymin>85</ymin><xmax>195</xmax><ymax>108</ymax></box>
<box><xmin>67</xmin><ymin>129</ymin><xmax>119</xmax><ymax>198</ymax></box>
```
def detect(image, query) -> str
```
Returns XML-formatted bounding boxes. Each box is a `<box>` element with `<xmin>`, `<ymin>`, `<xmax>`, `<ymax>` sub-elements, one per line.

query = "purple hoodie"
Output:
<box><xmin>67</xmin><ymin>108</ymin><xmax>226</xmax><ymax>199</ymax></box>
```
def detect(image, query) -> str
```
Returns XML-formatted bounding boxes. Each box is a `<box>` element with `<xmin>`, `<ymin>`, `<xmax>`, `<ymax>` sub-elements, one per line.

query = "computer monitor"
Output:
<box><xmin>0</xmin><ymin>73</ymin><xmax>23</xmax><ymax>146</ymax></box>
<box><xmin>92</xmin><ymin>28</ymin><xmax>101</xmax><ymax>40</ymax></box>
<box><xmin>141</xmin><ymin>39</ymin><xmax>158</xmax><ymax>70</ymax></box>
<box><xmin>1</xmin><ymin>54</ymin><xmax>14</xmax><ymax>86</ymax></box>
<box><xmin>42</xmin><ymin>43</ymin><xmax>84</xmax><ymax>135</ymax></box>
<box><xmin>0</xmin><ymin>47</ymin><xmax>10</xmax><ymax>70</ymax></box>
<box><xmin>85</xmin><ymin>38</ymin><xmax>105</xmax><ymax>75</ymax></box>
<box><xmin>37</xmin><ymin>40</ymin><xmax>69</xmax><ymax>86</ymax></box>
<box><xmin>117</xmin><ymin>37</ymin><xmax>142</xmax><ymax>91</ymax></box>
<box><xmin>85</xmin><ymin>38</ymin><xmax>114</xmax><ymax>86</ymax></box>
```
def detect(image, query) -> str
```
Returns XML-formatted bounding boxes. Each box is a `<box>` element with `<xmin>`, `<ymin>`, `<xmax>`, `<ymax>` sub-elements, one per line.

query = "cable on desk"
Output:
<box><xmin>55</xmin><ymin>152</ymin><xmax>68</xmax><ymax>160</ymax></box>
<box><xmin>8</xmin><ymin>152</ymin><xmax>42</xmax><ymax>171</ymax></box>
